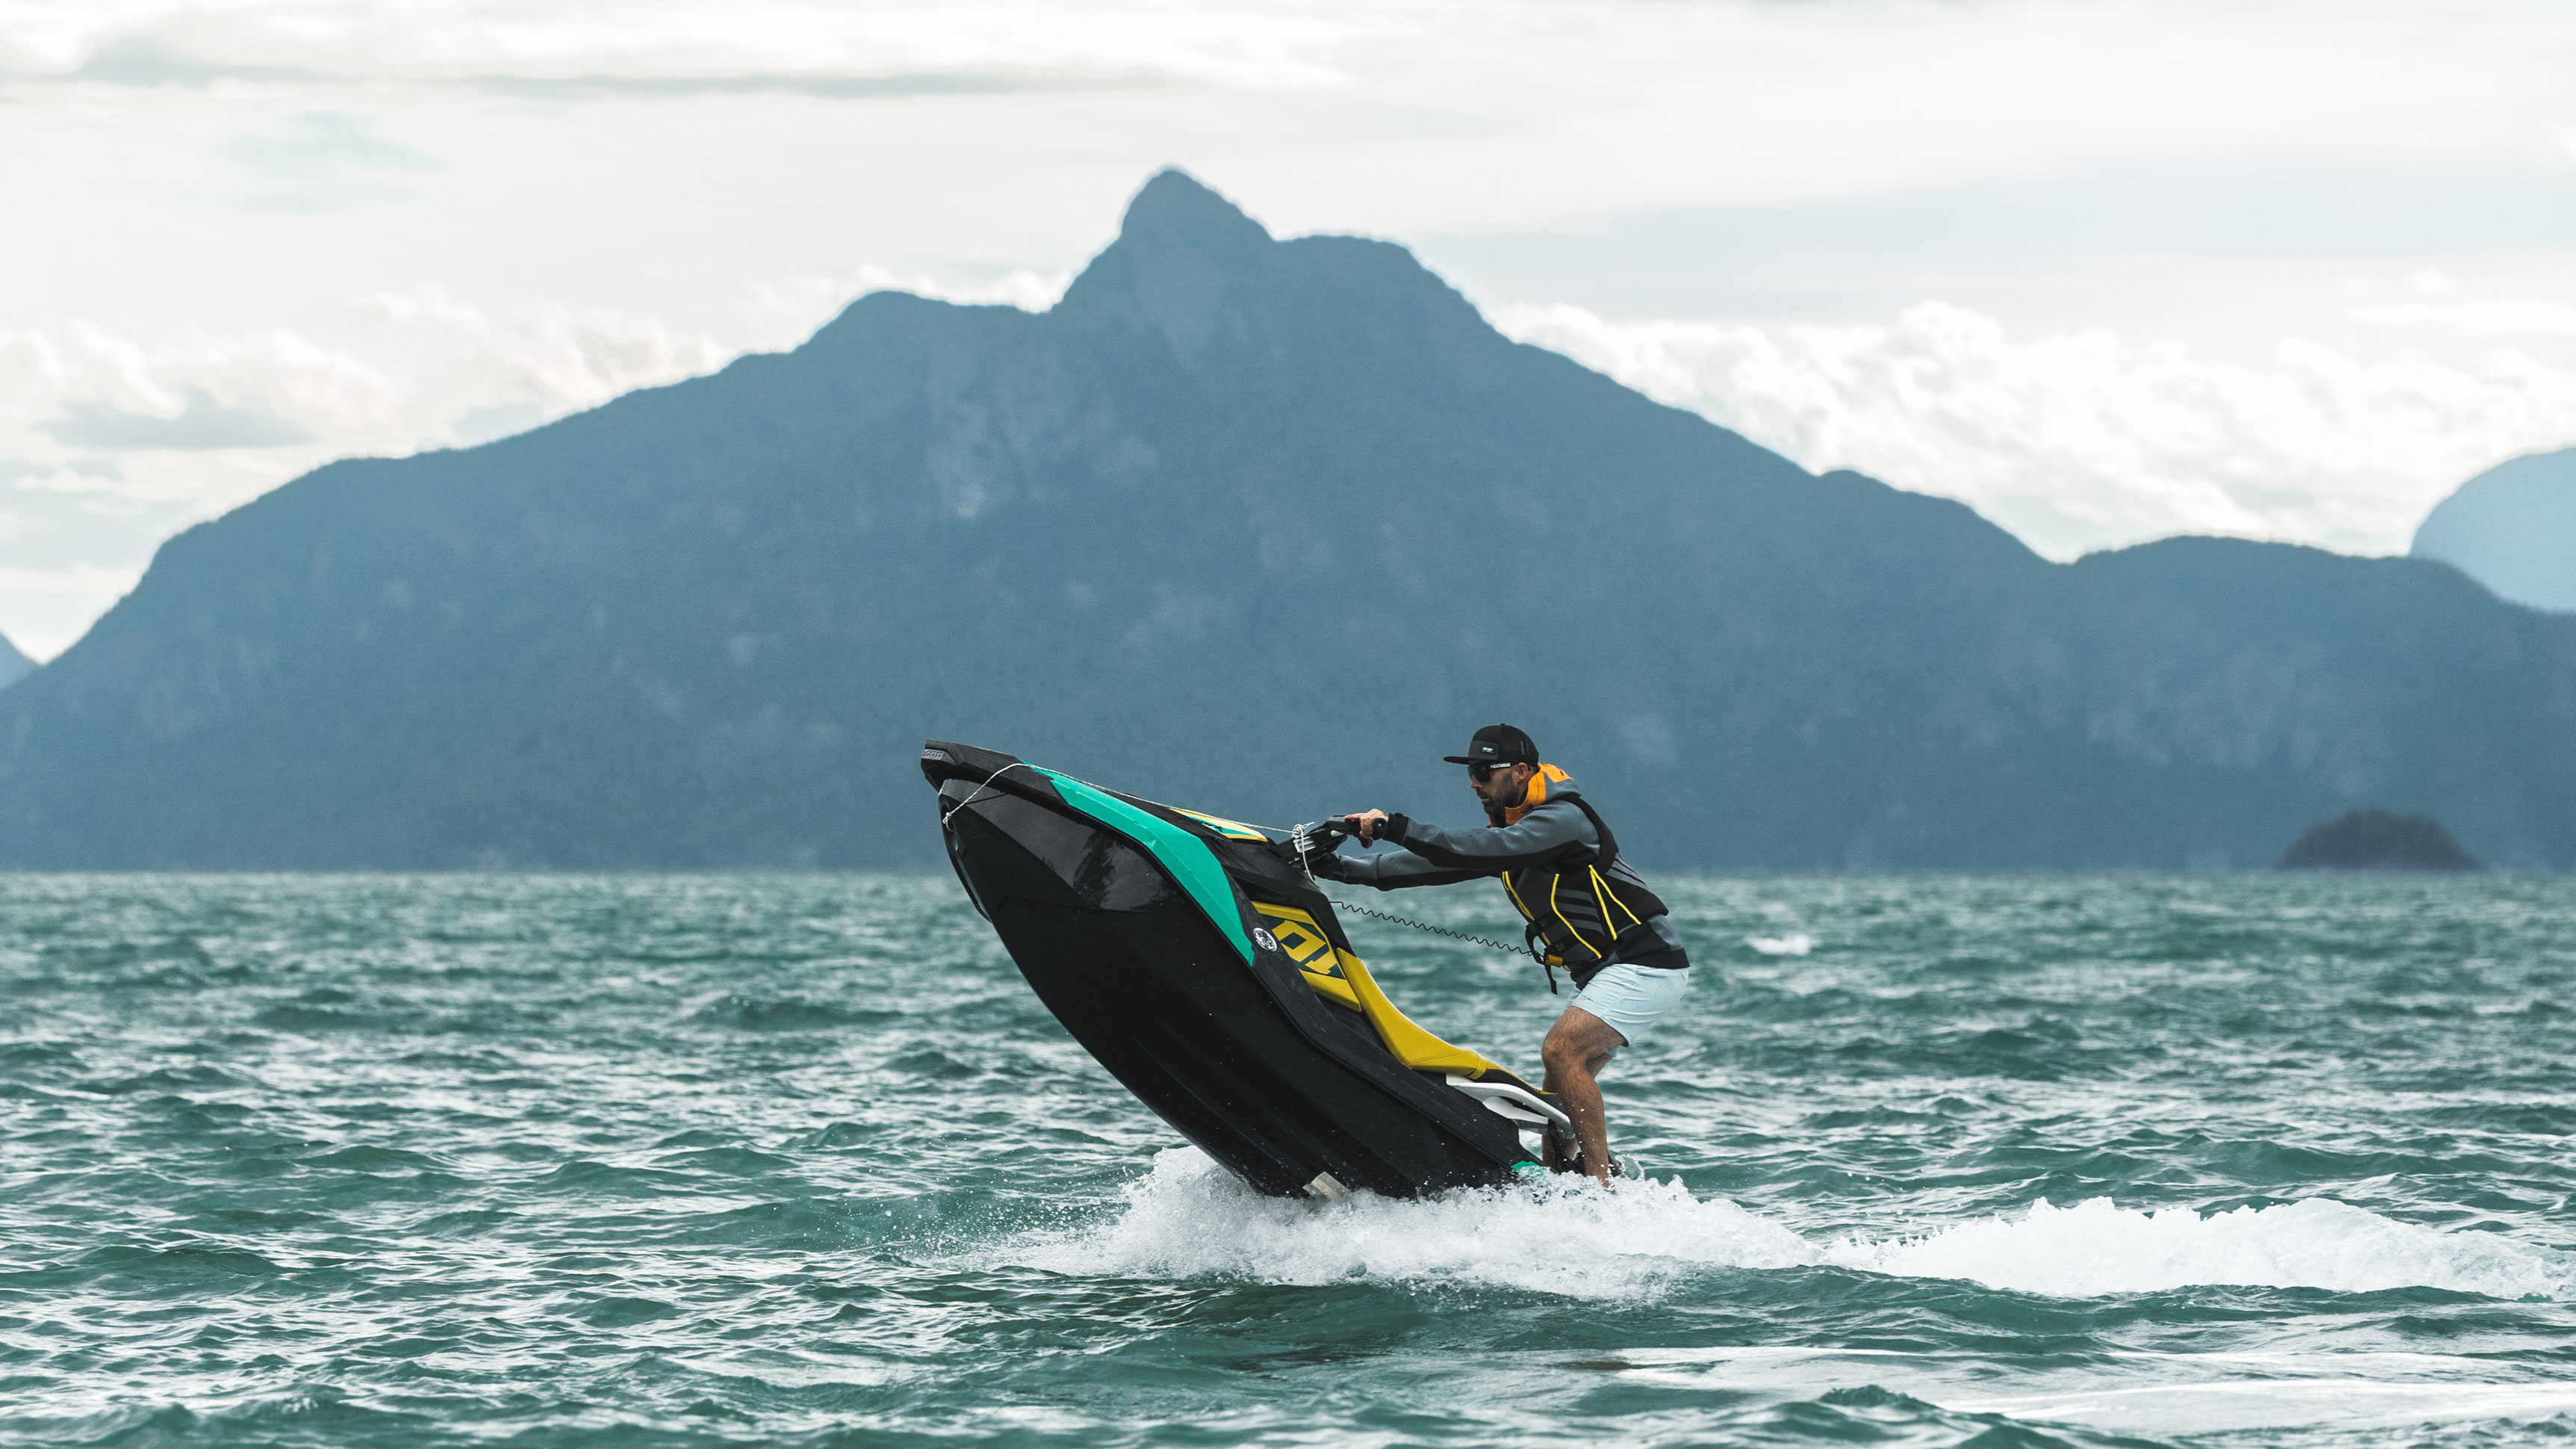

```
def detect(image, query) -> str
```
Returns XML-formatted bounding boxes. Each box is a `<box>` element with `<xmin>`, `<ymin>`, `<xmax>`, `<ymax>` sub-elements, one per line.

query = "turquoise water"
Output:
<box><xmin>4</xmin><ymin>872</ymin><xmax>2572</xmax><ymax>1447</ymax></box>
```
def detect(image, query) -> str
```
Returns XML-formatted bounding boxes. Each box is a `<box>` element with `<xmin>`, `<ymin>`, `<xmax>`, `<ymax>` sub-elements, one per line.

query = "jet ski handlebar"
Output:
<box><xmin>1288</xmin><ymin>817</ymin><xmax>1355</xmax><ymax>871</ymax></box>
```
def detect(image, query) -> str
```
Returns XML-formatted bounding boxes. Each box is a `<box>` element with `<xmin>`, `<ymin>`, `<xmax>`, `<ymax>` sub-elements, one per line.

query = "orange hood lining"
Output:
<box><xmin>1498</xmin><ymin>763</ymin><xmax>1568</xmax><ymax>826</ymax></box>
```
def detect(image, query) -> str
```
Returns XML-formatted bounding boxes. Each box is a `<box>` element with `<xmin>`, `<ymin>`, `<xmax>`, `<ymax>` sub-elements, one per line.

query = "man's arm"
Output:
<box><xmin>1371</xmin><ymin>797</ymin><xmax>1597</xmax><ymax>871</ymax></box>
<box><xmin>1328</xmin><ymin>799</ymin><xmax>1598</xmax><ymax>888</ymax></box>
<box><xmin>1327</xmin><ymin>844</ymin><xmax>1490</xmax><ymax>890</ymax></box>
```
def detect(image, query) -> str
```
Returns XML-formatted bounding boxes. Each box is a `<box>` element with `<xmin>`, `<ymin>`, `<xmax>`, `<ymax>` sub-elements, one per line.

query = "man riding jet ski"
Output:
<box><xmin>1312</xmin><ymin>723</ymin><xmax>1693</xmax><ymax>1184</ymax></box>
<box><xmin>922</xmin><ymin>739</ymin><xmax>1575</xmax><ymax>1200</ymax></box>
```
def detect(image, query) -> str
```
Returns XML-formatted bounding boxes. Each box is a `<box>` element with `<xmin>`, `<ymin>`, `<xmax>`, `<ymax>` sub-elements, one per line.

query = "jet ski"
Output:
<box><xmin>923</xmin><ymin>740</ymin><xmax>1572</xmax><ymax>1199</ymax></box>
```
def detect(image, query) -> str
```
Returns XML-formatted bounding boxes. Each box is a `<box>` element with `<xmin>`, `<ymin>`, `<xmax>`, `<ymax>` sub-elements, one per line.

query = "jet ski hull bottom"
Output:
<box><xmin>992</xmin><ymin>898</ymin><xmax>1513</xmax><ymax>1197</ymax></box>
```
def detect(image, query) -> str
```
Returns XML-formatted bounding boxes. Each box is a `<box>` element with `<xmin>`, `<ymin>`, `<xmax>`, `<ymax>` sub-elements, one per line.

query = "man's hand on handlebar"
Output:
<box><xmin>1342</xmin><ymin>809</ymin><xmax>1392</xmax><ymax>843</ymax></box>
<box><xmin>1289</xmin><ymin>818</ymin><xmax>1349</xmax><ymax>877</ymax></box>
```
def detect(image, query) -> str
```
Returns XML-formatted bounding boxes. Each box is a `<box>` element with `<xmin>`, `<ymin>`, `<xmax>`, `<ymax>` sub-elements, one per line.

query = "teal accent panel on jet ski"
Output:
<box><xmin>1036</xmin><ymin>768</ymin><xmax>1255</xmax><ymax>965</ymax></box>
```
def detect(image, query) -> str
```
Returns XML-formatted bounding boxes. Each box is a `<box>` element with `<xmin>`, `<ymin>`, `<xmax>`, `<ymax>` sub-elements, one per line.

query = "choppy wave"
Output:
<box><xmin>684</xmin><ymin>992</ymin><xmax>890</xmax><ymax>1031</ymax></box>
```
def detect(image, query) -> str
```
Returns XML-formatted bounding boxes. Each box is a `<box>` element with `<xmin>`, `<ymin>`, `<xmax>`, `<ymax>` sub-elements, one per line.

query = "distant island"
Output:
<box><xmin>2279</xmin><ymin>810</ymin><xmax>2480</xmax><ymax>871</ymax></box>
<box><xmin>0</xmin><ymin>631</ymin><xmax>31</xmax><ymax>693</ymax></box>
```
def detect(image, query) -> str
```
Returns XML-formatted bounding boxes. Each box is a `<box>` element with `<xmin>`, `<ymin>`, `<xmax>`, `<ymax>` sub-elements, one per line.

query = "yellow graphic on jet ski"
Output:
<box><xmin>1171</xmin><ymin>808</ymin><xmax>1271</xmax><ymax>841</ymax></box>
<box><xmin>1253</xmin><ymin>903</ymin><xmax>1351</xmax><ymax>1001</ymax></box>
<box><xmin>1250</xmin><ymin>903</ymin><xmax>1507</xmax><ymax>1080</ymax></box>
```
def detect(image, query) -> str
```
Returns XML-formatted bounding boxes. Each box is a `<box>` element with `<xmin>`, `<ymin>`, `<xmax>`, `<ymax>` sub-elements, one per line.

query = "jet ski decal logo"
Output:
<box><xmin>1251</xmin><ymin>903</ymin><xmax>1359</xmax><ymax>1010</ymax></box>
<box><xmin>1258</xmin><ymin>911</ymin><xmax>1334</xmax><ymax>969</ymax></box>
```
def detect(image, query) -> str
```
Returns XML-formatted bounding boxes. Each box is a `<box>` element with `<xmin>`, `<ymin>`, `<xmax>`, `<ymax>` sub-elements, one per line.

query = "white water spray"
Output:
<box><xmin>1019</xmin><ymin>1149</ymin><xmax>2569</xmax><ymax>1303</ymax></box>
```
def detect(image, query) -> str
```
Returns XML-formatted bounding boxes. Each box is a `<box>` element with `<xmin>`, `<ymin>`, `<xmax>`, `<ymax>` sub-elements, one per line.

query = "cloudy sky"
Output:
<box><xmin>4</xmin><ymin>0</ymin><xmax>2573</xmax><ymax>658</ymax></box>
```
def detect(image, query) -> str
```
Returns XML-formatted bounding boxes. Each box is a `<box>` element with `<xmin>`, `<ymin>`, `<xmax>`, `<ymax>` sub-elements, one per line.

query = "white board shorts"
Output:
<box><xmin>1567</xmin><ymin>961</ymin><xmax>1690</xmax><ymax>1050</ymax></box>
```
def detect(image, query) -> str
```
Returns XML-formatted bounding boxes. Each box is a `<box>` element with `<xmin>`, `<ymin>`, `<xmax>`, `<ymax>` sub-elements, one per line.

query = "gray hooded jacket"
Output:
<box><xmin>1329</xmin><ymin>769</ymin><xmax>1685</xmax><ymax>968</ymax></box>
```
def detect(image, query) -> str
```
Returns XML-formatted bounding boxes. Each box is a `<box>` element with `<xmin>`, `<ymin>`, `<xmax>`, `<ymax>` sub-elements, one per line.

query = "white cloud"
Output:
<box><xmin>346</xmin><ymin>285</ymin><xmax>733</xmax><ymax>424</ymax></box>
<box><xmin>0</xmin><ymin>262</ymin><xmax>1072</xmax><ymax>660</ymax></box>
<box><xmin>2353</xmin><ymin>300</ymin><xmax>2576</xmax><ymax>338</ymax></box>
<box><xmin>746</xmin><ymin>266</ymin><xmax>1072</xmax><ymax>332</ymax></box>
<box><xmin>1495</xmin><ymin>300</ymin><xmax>2576</xmax><ymax>560</ymax></box>
<box><xmin>1</xmin><ymin>318</ymin><xmax>404</xmax><ymax>445</ymax></box>
<box><xmin>1</xmin><ymin>0</ymin><xmax>1373</xmax><ymax>99</ymax></box>
<box><xmin>222</xmin><ymin>110</ymin><xmax>441</xmax><ymax>211</ymax></box>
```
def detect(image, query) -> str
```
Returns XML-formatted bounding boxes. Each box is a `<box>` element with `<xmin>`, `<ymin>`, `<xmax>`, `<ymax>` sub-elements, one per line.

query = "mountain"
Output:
<box><xmin>2411</xmin><ymin>448</ymin><xmax>2576</xmax><ymax>612</ymax></box>
<box><xmin>4</xmin><ymin>170</ymin><xmax>2575</xmax><ymax>871</ymax></box>
<box><xmin>0</xmin><ymin>631</ymin><xmax>30</xmax><ymax>691</ymax></box>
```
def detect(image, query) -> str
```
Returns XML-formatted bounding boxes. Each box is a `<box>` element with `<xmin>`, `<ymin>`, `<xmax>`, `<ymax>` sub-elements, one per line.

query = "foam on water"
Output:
<box><xmin>1829</xmin><ymin>1196</ymin><xmax>2572</xmax><ymax>1300</ymax></box>
<box><xmin>1956</xmin><ymin>1375</ymin><xmax>2576</xmax><ymax>1436</ymax></box>
<box><xmin>1024</xmin><ymin>1150</ymin><xmax>2569</xmax><ymax>1303</ymax></box>
<box><xmin>1746</xmin><ymin>931</ymin><xmax>1816</xmax><ymax>956</ymax></box>
<box><xmin>1612</xmin><ymin>1348</ymin><xmax>2576</xmax><ymax>1436</ymax></box>
<box><xmin>1019</xmin><ymin>1149</ymin><xmax>1814</xmax><ymax>1296</ymax></box>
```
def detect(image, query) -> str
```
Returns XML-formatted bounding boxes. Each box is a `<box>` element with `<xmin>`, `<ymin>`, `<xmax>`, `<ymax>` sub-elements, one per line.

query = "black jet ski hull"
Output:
<box><xmin>925</xmin><ymin>741</ymin><xmax>1544</xmax><ymax>1199</ymax></box>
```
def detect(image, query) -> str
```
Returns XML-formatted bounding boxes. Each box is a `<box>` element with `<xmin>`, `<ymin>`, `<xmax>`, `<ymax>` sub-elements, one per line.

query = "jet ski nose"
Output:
<box><xmin>939</xmin><ymin>774</ymin><xmax>1184</xmax><ymax>914</ymax></box>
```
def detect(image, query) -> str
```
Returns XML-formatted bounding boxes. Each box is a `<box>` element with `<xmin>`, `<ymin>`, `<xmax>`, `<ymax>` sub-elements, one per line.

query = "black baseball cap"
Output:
<box><xmin>1444</xmin><ymin>723</ymin><xmax>1538</xmax><ymax>767</ymax></box>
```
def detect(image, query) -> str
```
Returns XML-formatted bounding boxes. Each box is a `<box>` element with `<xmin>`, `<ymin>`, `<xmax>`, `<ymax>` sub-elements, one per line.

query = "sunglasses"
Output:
<box><xmin>1467</xmin><ymin>761</ymin><xmax>1525</xmax><ymax>783</ymax></box>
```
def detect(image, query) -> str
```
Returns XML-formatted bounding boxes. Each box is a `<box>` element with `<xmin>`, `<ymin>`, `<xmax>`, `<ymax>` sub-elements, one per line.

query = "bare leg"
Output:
<box><xmin>1540</xmin><ymin>1006</ymin><xmax>1628</xmax><ymax>1185</ymax></box>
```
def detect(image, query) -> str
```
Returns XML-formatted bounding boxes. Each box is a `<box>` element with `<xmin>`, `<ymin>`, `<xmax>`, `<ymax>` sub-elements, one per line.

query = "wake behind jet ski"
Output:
<box><xmin>922</xmin><ymin>740</ymin><xmax>1571</xmax><ymax>1199</ymax></box>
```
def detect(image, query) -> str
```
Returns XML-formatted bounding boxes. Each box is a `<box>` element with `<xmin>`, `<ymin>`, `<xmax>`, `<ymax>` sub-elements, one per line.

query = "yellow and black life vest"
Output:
<box><xmin>1493</xmin><ymin>765</ymin><xmax>1669</xmax><ymax>983</ymax></box>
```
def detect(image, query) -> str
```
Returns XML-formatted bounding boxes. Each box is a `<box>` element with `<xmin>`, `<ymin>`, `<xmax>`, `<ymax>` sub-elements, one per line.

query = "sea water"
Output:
<box><xmin>2</xmin><ymin>872</ymin><xmax>2571</xmax><ymax>1447</ymax></box>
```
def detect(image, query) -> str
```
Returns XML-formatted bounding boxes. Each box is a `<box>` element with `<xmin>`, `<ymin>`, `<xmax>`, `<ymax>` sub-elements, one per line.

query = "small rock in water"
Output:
<box><xmin>2278</xmin><ymin>809</ymin><xmax>2479</xmax><ymax>871</ymax></box>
